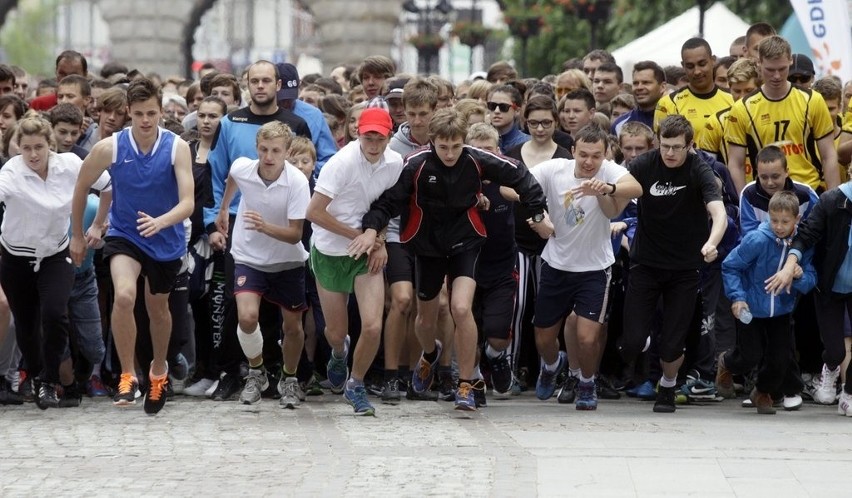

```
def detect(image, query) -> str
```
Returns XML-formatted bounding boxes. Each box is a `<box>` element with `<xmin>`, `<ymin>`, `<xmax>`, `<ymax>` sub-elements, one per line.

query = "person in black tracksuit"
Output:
<box><xmin>353</xmin><ymin>108</ymin><xmax>547</xmax><ymax>410</ymax></box>
<box><xmin>767</xmin><ymin>181</ymin><xmax>852</xmax><ymax>411</ymax></box>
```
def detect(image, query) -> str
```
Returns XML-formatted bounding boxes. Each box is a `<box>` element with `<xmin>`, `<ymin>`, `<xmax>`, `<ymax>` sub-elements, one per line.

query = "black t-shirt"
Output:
<box><xmin>476</xmin><ymin>181</ymin><xmax>517</xmax><ymax>286</ymax></box>
<box><xmin>505</xmin><ymin>144</ymin><xmax>573</xmax><ymax>255</ymax></box>
<box><xmin>628</xmin><ymin>150</ymin><xmax>722</xmax><ymax>270</ymax></box>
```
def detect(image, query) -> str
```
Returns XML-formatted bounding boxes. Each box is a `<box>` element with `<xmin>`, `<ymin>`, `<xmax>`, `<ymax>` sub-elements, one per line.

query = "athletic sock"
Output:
<box><xmin>579</xmin><ymin>373</ymin><xmax>595</xmax><ymax>383</ymax></box>
<box><xmin>544</xmin><ymin>358</ymin><xmax>561</xmax><ymax>373</ymax></box>
<box><xmin>485</xmin><ymin>344</ymin><xmax>503</xmax><ymax>359</ymax></box>
<box><xmin>659</xmin><ymin>375</ymin><xmax>677</xmax><ymax>388</ymax></box>
<box><xmin>569</xmin><ymin>368</ymin><xmax>581</xmax><ymax>378</ymax></box>
<box><xmin>423</xmin><ymin>344</ymin><xmax>439</xmax><ymax>364</ymax></box>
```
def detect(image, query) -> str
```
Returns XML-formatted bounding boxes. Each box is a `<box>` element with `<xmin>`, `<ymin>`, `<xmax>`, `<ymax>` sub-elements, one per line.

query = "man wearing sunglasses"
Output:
<box><xmin>787</xmin><ymin>54</ymin><xmax>814</xmax><ymax>89</ymax></box>
<box><xmin>486</xmin><ymin>85</ymin><xmax>529</xmax><ymax>154</ymax></box>
<box><xmin>726</xmin><ymin>36</ymin><xmax>838</xmax><ymax>195</ymax></box>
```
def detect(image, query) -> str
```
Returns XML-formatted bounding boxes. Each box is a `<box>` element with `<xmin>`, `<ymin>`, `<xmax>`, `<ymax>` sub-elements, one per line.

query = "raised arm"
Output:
<box><xmin>71</xmin><ymin>139</ymin><xmax>113</xmax><ymax>265</ymax></box>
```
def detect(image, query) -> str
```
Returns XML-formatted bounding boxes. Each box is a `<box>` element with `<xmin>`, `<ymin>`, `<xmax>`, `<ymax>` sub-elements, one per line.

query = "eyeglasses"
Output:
<box><xmin>660</xmin><ymin>144</ymin><xmax>688</xmax><ymax>153</ymax></box>
<box><xmin>527</xmin><ymin>119</ymin><xmax>554</xmax><ymax>129</ymax></box>
<box><xmin>788</xmin><ymin>74</ymin><xmax>811</xmax><ymax>84</ymax></box>
<box><xmin>486</xmin><ymin>101</ymin><xmax>515</xmax><ymax>113</ymax></box>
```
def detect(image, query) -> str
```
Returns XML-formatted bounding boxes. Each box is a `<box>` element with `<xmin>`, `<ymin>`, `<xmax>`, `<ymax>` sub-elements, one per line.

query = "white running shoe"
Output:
<box><xmin>814</xmin><ymin>364</ymin><xmax>840</xmax><ymax>405</ymax></box>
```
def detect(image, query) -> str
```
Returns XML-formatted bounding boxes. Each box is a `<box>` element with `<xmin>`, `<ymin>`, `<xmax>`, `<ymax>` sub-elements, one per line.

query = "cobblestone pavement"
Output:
<box><xmin>2</xmin><ymin>393</ymin><xmax>852</xmax><ymax>497</ymax></box>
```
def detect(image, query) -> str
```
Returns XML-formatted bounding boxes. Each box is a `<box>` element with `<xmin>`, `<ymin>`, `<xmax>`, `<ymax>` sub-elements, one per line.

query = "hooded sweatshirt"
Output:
<box><xmin>722</xmin><ymin>220</ymin><xmax>816</xmax><ymax>318</ymax></box>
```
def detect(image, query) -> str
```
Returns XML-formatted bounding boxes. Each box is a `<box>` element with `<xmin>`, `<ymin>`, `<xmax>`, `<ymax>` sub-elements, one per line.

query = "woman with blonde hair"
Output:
<box><xmin>0</xmin><ymin>116</ymin><xmax>111</xmax><ymax>409</ymax></box>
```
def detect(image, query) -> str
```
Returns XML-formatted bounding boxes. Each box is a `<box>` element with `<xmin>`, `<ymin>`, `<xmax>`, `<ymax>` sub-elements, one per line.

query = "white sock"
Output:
<box><xmin>473</xmin><ymin>365</ymin><xmax>483</xmax><ymax>380</ymax></box>
<box><xmin>544</xmin><ymin>358</ymin><xmax>561</xmax><ymax>373</ymax></box>
<box><xmin>569</xmin><ymin>368</ymin><xmax>581</xmax><ymax>378</ymax></box>
<box><xmin>485</xmin><ymin>344</ymin><xmax>503</xmax><ymax>359</ymax></box>
<box><xmin>659</xmin><ymin>375</ymin><xmax>677</xmax><ymax>388</ymax></box>
<box><xmin>579</xmin><ymin>373</ymin><xmax>595</xmax><ymax>383</ymax></box>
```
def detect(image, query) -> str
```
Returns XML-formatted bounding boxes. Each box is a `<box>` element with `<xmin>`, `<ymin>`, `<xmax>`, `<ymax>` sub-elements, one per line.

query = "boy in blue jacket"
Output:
<box><xmin>717</xmin><ymin>191</ymin><xmax>816</xmax><ymax>414</ymax></box>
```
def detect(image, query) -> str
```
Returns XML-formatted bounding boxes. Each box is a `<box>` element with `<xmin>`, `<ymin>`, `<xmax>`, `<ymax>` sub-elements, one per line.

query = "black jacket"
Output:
<box><xmin>362</xmin><ymin>144</ymin><xmax>547</xmax><ymax>257</ymax></box>
<box><xmin>791</xmin><ymin>187</ymin><xmax>852</xmax><ymax>293</ymax></box>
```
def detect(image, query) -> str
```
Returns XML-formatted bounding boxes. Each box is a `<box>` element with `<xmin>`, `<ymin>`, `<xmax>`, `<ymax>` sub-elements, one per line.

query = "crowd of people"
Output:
<box><xmin>0</xmin><ymin>19</ymin><xmax>851</xmax><ymax>418</ymax></box>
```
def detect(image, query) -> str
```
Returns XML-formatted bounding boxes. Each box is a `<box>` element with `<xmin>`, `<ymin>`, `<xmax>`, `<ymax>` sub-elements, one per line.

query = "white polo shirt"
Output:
<box><xmin>311</xmin><ymin>139</ymin><xmax>404</xmax><ymax>256</ymax></box>
<box><xmin>531</xmin><ymin>158</ymin><xmax>628</xmax><ymax>272</ymax></box>
<box><xmin>228</xmin><ymin>157</ymin><xmax>310</xmax><ymax>269</ymax></box>
<box><xmin>0</xmin><ymin>152</ymin><xmax>111</xmax><ymax>260</ymax></box>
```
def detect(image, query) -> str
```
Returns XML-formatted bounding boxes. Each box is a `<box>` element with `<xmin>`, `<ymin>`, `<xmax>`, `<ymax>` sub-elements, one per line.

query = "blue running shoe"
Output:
<box><xmin>575</xmin><ymin>380</ymin><xmax>598</xmax><ymax>410</ymax></box>
<box><xmin>411</xmin><ymin>340</ymin><xmax>442</xmax><ymax>394</ymax></box>
<box><xmin>326</xmin><ymin>336</ymin><xmax>350</xmax><ymax>394</ymax></box>
<box><xmin>535</xmin><ymin>351</ymin><xmax>566</xmax><ymax>400</ymax></box>
<box><xmin>344</xmin><ymin>382</ymin><xmax>375</xmax><ymax>416</ymax></box>
<box><xmin>454</xmin><ymin>381</ymin><xmax>476</xmax><ymax>411</ymax></box>
<box><xmin>626</xmin><ymin>380</ymin><xmax>657</xmax><ymax>400</ymax></box>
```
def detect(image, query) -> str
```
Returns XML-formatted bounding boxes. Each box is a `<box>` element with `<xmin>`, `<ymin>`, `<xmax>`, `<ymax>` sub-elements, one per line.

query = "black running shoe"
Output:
<box><xmin>597</xmin><ymin>376</ymin><xmax>622</xmax><ymax>400</ymax></box>
<box><xmin>653</xmin><ymin>386</ymin><xmax>677</xmax><ymax>413</ymax></box>
<box><xmin>0</xmin><ymin>379</ymin><xmax>23</xmax><ymax>405</ymax></box>
<box><xmin>488</xmin><ymin>350</ymin><xmax>514</xmax><ymax>398</ymax></box>
<box><xmin>144</xmin><ymin>374</ymin><xmax>169</xmax><ymax>415</ymax></box>
<box><xmin>437</xmin><ymin>371</ymin><xmax>455</xmax><ymax>402</ymax></box>
<box><xmin>557</xmin><ymin>376</ymin><xmax>579</xmax><ymax>404</ymax></box>
<box><xmin>472</xmin><ymin>379</ymin><xmax>487</xmax><ymax>408</ymax></box>
<box><xmin>406</xmin><ymin>382</ymin><xmax>438</xmax><ymax>401</ymax></box>
<box><xmin>381</xmin><ymin>378</ymin><xmax>401</xmax><ymax>404</ymax></box>
<box><xmin>36</xmin><ymin>381</ymin><xmax>60</xmax><ymax>410</ymax></box>
<box><xmin>211</xmin><ymin>372</ymin><xmax>242</xmax><ymax>401</ymax></box>
<box><xmin>113</xmin><ymin>373</ymin><xmax>139</xmax><ymax>406</ymax></box>
<box><xmin>58</xmin><ymin>383</ymin><xmax>82</xmax><ymax>408</ymax></box>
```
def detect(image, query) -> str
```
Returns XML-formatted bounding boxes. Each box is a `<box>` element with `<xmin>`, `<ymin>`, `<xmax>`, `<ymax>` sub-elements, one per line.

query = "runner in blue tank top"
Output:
<box><xmin>70</xmin><ymin>78</ymin><xmax>194</xmax><ymax>415</ymax></box>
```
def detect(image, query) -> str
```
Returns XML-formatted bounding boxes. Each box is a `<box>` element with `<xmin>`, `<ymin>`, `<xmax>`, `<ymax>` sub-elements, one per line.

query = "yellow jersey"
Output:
<box><xmin>699</xmin><ymin>106</ymin><xmax>754</xmax><ymax>184</ymax></box>
<box><xmin>655</xmin><ymin>86</ymin><xmax>734</xmax><ymax>147</ymax></box>
<box><xmin>725</xmin><ymin>86</ymin><xmax>834</xmax><ymax>191</ymax></box>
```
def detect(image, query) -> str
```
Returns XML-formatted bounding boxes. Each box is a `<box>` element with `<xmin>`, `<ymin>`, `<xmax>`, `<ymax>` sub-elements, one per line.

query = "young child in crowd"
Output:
<box><xmin>718</xmin><ymin>191</ymin><xmax>816</xmax><ymax>414</ymax></box>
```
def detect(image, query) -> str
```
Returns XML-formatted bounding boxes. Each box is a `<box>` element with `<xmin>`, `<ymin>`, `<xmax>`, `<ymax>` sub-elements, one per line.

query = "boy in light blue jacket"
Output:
<box><xmin>717</xmin><ymin>191</ymin><xmax>816</xmax><ymax>414</ymax></box>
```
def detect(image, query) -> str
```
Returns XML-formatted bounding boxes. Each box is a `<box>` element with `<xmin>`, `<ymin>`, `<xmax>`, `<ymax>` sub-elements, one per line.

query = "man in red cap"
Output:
<box><xmin>305</xmin><ymin>107</ymin><xmax>404</xmax><ymax>416</ymax></box>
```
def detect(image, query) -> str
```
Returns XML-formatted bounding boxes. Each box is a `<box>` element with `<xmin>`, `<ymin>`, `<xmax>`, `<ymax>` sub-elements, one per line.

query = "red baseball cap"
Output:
<box><xmin>358</xmin><ymin>107</ymin><xmax>393</xmax><ymax>136</ymax></box>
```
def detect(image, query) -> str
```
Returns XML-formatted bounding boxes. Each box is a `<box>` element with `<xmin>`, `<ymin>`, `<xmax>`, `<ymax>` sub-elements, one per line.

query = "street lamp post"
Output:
<box><xmin>405</xmin><ymin>0</ymin><xmax>454</xmax><ymax>75</ymax></box>
<box><xmin>561</xmin><ymin>0</ymin><xmax>613</xmax><ymax>51</ymax></box>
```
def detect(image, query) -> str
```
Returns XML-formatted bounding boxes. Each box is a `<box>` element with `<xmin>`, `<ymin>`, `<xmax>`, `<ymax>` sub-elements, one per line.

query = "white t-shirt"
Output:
<box><xmin>311</xmin><ymin>140</ymin><xmax>404</xmax><ymax>256</ymax></box>
<box><xmin>0</xmin><ymin>152</ymin><xmax>111</xmax><ymax>259</ymax></box>
<box><xmin>531</xmin><ymin>158</ymin><xmax>628</xmax><ymax>272</ymax></box>
<box><xmin>229</xmin><ymin>157</ymin><xmax>310</xmax><ymax>268</ymax></box>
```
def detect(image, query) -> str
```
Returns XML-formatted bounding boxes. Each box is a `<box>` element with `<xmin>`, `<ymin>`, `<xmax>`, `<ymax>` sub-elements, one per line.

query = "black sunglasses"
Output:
<box><xmin>486</xmin><ymin>101</ymin><xmax>514</xmax><ymax>113</ymax></box>
<box><xmin>788</xmin><ymin>74</ymin><xmax>811</xmax><ymax>84</ymax></box>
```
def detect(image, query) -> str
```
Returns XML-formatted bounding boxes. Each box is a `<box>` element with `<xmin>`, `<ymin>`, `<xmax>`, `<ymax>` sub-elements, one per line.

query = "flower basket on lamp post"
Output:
<box><xmin>503</xmin><ymin>2</ymin><xmax>545</xmax><ymax>77</ymax></box>
<box><xmin>408</xmin><ymin>33</ymin><xmax>445</xmax><ymax>74</ymax></box>
<box><xmin>452</xmin><ymin>21</ymin><xmax>492</xmax><ymax>48</ymax></box>
<box><xmin>556</xmin><ymin>0</ymin><xmax>613</xmax><ymax>50</ymax></box>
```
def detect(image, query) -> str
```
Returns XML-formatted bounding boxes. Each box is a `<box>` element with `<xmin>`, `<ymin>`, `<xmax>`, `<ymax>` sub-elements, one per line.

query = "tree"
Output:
<box><xmin>0</xmin><ymin>0</ymin><xmax>59</xmax><ymax>77</ymax></box>
<box><xmin>499</xmin><ymin>0</ymin><xmax>794</xmax><ymax>77</ymax></box>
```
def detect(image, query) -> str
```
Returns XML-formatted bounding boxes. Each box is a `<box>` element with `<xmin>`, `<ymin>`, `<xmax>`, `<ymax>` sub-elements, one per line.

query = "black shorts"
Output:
<box><xmin>234</xmin><ymin>264</ymin><xmax>308</xmax><ymax>313</ymax></box>
<box><xmin>473</xmin><ymin>271</ymin><xmax>518</xmax><ymax>341</ymax></box>
<box><xmin>533</xmin><ymin>263</ymin><xmax>612</xmax><ymax>328</ymax></box>
<box><xmin>415</xmin><ymin>249</ymin><xmax>480</xmax><ymax>301</ymax></box>
<box><xmin>103</xmin><ymin>236</ymin><xmax>182</xmax><ymax>295</ymax></box>
<box><xmin>385</xmin><ymin>242</ymin><xmax>415</xmax><ymax>285</ymax></box>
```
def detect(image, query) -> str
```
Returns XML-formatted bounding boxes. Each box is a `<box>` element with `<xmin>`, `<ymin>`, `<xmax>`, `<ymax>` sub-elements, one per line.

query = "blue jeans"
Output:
<box><xmin>68</xmin><ymin>268</ymin><xmax>105</xmax><ymax>368</ymax></box>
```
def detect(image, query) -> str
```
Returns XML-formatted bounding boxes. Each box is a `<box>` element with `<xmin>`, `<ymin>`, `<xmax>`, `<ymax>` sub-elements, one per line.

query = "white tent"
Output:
<box><xmin>612</xmin><ymin>2</ymin><xmax>750</xmax><ymax>82</ymax></box>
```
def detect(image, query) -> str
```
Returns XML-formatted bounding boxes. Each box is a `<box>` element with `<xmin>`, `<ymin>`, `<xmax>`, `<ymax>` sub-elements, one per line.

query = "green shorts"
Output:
<box><xmin>310</xmin><ymin>245</ymin><xmax>369</xmax><ymax>294</ymax></box>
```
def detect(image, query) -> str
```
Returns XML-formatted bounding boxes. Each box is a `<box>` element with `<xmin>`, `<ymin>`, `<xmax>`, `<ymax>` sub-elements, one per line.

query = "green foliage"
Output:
<box><xmin>0</xmin><ymin>0</ymin><xmax>60</xmax><ymax>77</ymax></box>
<box><xmin>503</xmin><ymin>0</ymin><xmax>794</xmax><ymax>77</ymax></box>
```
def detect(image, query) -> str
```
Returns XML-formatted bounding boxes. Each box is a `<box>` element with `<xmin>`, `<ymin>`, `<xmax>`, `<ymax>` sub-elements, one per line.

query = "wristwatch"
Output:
<box><xmin>532</xmin><ymin>212</ymin><xmax>545</xmax><ymax>223</ymax></box>
<box><xmin>605</xmin><ymin>182</ymin><xmax>617</xmax><ymax>196</ymax></box>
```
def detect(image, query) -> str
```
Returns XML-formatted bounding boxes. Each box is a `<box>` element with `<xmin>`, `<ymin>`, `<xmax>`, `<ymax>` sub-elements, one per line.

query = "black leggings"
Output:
<box><xmin>0</xmin><ymin>248</ymin><xmax>75</xmax><ymax>384</ymax></box>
